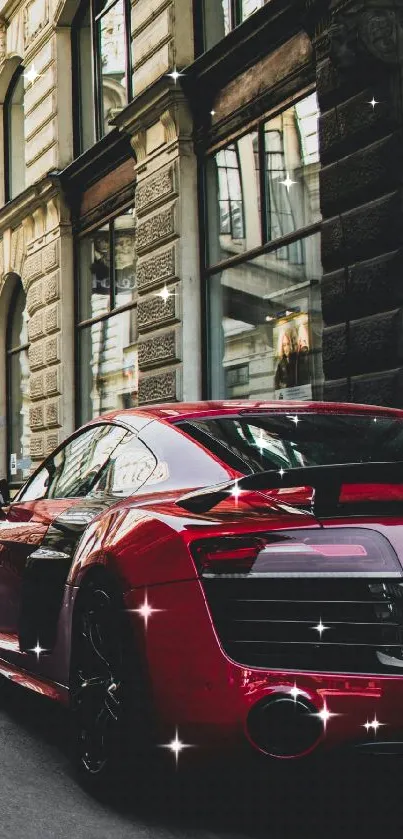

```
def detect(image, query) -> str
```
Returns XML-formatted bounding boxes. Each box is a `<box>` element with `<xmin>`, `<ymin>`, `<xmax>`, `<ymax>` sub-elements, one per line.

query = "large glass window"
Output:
<box><xmin>4</xmin><ymin>67</ymin><xmax>26</xmax><ymax>200</ymax></box>
<box><xmin>72</xmin><ymin>0</ymin><xmax>132</xmax><ymax>153</ymax></box>
<box><xmin>7</xmin><ymin>281</ymin><xmax>30</xmax><ymax>486</ymax></box>
<box><xmin>77</xmin><ymin>209</ymin><xmax>138</xmax><ymax>423</ymax></box>
<box><xmin>205</xmin><ymin>92</ymin><xmax>323</xmax><ymax>402</ymax></box>
<box><xmin>200</xmin><ymin>0</ymin><xmax>267</xmax><ymax>52</ymax></box>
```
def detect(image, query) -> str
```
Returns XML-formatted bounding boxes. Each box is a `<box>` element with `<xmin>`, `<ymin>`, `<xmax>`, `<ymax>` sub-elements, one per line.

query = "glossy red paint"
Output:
<box><xmin>1</xmin><ymin>400</ymin><xmax>403</xmax><ymax>764</ymax></box>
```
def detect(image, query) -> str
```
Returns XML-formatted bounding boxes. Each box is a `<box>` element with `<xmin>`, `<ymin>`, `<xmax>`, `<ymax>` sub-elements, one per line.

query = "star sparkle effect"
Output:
<box><xmin>160</xmin><ymin>728</ymin><xmax>193</xmax><ymax>765</ymax></box>
<box><xmin>279</xmin><ymin>172</ymin><xmax>296</xmax><ymax>192</ymax></box>
<box><xmin>289</xmin><ymin>682</ymin><xmax>305</xmax><ymax>702</ymax></box>
<box><xmin>29</xmin><ymin>641</ymin><xmax>47</xmax><ymax>660</ymax></box>
<box><xmin>231</xmin><ymin>479</ymin><xmax>242</xmax><ymax>502</ymax></box>
<box><xmin>278</xmin><ymin>467</ymin><xmax>285</xmax><ymax>478</ymax></box>
<box><xmin>312</xmin><ymin>619</ymin><xmax>329</xmax><ymax>638</ymax></box>
<box><xmin>312</xmin><ymin>700</ymin><xmax>339</xmax><ymax>731</ymax></box>
<box><xmin>129</xmin><ymin>592</ymin><xmax>162</xmax><ymax>628</ymax></box>
<box><xmin>156</xmin><ymin>285</ymin><xmax>175</xmax><ymax>303</ymax></box>
<box><xmin>166</xmin><ymin>66</ymin><xmax>184</xmax><ymax>84</ymax></box>
<box><xmin>24</xmin><ymin>65</ymin><xmax>41</xmax><ymax>85</ymax></box>
<box><xmin>363</xmin><ymin>715</ymin><xmax>385</xmax><ymax>734</ymax></box>
<box><xmin>368</xmin><ymin>97</ymin><xmax>379</xmax><ymax>109</ymax></box>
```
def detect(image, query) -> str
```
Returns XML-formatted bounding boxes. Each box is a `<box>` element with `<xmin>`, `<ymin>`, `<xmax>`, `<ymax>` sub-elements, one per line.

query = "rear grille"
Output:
<box><xmin>202</xmin><ymin>577</ymin><xmax>403</xmax><ymax>674</ymax></box>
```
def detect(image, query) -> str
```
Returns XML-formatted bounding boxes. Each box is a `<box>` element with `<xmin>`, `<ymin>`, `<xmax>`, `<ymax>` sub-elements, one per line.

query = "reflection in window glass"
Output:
<box><xmin>7</xmin><ymin>283</ymin><xmax>30</xmax><ymax>485</ymax></box>
<box><xmin>208</xmin><ymin>131</ymin><xmax>261</xmax><ymax>263</ymax></box>
<box><xmin>241</xmin><ymin>0</ymin><xmax>265</xmax><ymax>21</ymax></box>
<box><xmin>207</xmin><ymin>93</ymin><xmax>320</xmax><ymax>265</ymax></box>
<box><xmin>80</xmin><ymin>309</ymin><xmax>138</xmax><ymax>421</ymax></box>
<box><xmin>202</xmin><ymin>0</ymin><xmax>231</xmax><ymax>51</ymax></box>
<box><xmin>264</xmin><ymin>93</ymin><xmax>320</xmax><ymax>249</ymax></box>
<box><xmin>201</xmin><ymin>0</ymin><xmax>268</xmax><ymax>51</ymax></box>
<box><xmin>98</xmin><ymin>0</ymin><xmax>128</xmax><ymax>134</ymax></box>
<box><xmin>80</xmin><ymin>223</ymin><xmax>111</xmax><ymax>320</ymax></box>
<box><xmin>113</xmin><ymin>210</ymin><xmax>137</xmax><ymax>307</ymax></box>
<box><xmin>6</xmin><ymin>70</ymin><xmax>25</xmax><ymax>200</ymax></box>
<box><xmin>49</xmin><ymin>425</ymin><xmax>126</xmax><ymax>498</ymax></box>
<box><xmin>208</xmin><ymin>233</ymin><xmax>323</xmax><ymax>401</ymax></box>
<box><xmin>72</xmin><ymin>0</ymin><xmax>131</xmax><ymax>152</ymax></box>
<box><xmin>78</xmin><ymin>209</ymin><xmax>137</xmax><ymax>423</ymax></box>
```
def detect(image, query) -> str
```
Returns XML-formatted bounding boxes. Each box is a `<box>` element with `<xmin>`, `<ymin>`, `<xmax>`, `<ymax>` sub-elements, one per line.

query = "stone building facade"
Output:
<box><xmin>1</xmin><ymin>0</ymin><xmax>403</xmax><ymax>489</ymax></box>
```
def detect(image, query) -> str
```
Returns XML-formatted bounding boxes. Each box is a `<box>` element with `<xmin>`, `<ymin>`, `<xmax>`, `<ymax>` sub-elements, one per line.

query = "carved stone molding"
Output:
<box><xmin>131</xmin><ymin>130</ymin><xmax>147</xmax><ymax>163</ymax></box>
<box><xmin>138</xmin><ymin>290</ymin><xmax>177</xmax><ymax>332</ymax></box>
<box><xmin>137</xmin><ymin>204</ymin><xmax>176</xmax><ymax>253</ymax></box>
<box><xmin>138</xmin><ymin>369</ymin><xmax>177</xmax><ymax>404</ymax></box>
<box><xmin>137</xmin><ymin>245</ymin><xmax>176</xmax><ymax>292</ymax></box>
<box><xmin>160</xmin><ymin>109</ymin><xmax>177</xmax><ymax>144</ymax></box>
<box><xmin>138</xmin><ymin>329</ymin><xmax>178</xmax><ymax>370</ymax></box>
<box><xmin>329</xmin><ymin>0</ymin><xmax>403</xmax><ymax>68</ymax></box>
<box><xmin>136</xmin><ymin>165</ymin><xmax>176</xmax><ymax>216</ymax></box>
<box><xmin>0</xmin><ymin>19</ymin><xmax>6</xmax><ymax>62</ymax></box>
<box><xmin>24</xmin><ymin>0</ymin><xmax>49</xmax><ymax>48</ymax></box>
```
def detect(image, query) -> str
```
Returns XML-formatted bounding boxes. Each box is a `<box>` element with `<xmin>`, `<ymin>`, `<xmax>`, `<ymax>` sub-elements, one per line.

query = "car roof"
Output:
<box><xmin>94</xmin><ymin>400</ymin><xmax>403</xmax><ymax>425</ymax></box>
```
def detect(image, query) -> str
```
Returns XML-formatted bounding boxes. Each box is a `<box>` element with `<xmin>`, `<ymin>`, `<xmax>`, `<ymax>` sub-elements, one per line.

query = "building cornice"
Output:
<box><xmin>0</xmin><ymin>176</ymin><xmax>58</xmax><ymax>234</ymax></box>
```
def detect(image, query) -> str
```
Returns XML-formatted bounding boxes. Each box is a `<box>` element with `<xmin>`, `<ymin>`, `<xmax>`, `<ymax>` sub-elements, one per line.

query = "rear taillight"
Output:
<box><xmin>191</xmin><ymin>528</ymin><xmax>402</xmax><ymax>578</ymax></box>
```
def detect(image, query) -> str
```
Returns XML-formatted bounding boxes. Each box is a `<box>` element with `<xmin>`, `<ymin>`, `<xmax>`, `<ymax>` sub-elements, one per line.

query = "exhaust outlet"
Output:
<box><xmin>246</xmin><ymin>694</ymin><xmax>323</xmax><ymax>758</ymax></box>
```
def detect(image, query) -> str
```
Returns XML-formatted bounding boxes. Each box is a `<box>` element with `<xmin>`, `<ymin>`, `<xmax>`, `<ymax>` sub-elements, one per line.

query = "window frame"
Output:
<box><xmin>4</xmin><ymin>65</ymin><xmax>25</xmax><ymax>203</ymax></box>
<box><xmin>6</xmin><ymin>280</ymin><xmax>30</xmax><ymax>490</ymax></box>
<box><xmin>72</xmin><ymin>0</ymin><xmax>133</xmax><ymax>155</ymax></box>
<box><xmin>75</xmin><ymin>203</ymin><xmax>137</xmax><ymax>428</ymax></box>
<box><xmin>200</xmin><ymin>89</ymin><xmax>322</xmax><ymax>400</ymax></box>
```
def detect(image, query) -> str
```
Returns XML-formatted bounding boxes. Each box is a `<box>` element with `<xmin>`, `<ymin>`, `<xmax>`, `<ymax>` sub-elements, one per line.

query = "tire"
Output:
<box><xmin>69</xmin><ymin>577</ymin><xmax>151</xmax><ymax>799</ymax></box>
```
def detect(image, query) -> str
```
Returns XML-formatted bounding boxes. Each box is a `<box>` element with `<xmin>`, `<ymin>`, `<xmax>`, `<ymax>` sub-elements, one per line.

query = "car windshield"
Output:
<box><xmin>176</xmin><ymin>413</ymin><xmax>403</xmax><ymax>475</ymax></box>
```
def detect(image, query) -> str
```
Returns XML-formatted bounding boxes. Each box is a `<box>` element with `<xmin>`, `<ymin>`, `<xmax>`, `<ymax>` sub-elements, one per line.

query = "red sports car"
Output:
<box><xmin>2</xmin><ymin>400</ymin><xmax>403</xmax><ymax>789</ymax></box>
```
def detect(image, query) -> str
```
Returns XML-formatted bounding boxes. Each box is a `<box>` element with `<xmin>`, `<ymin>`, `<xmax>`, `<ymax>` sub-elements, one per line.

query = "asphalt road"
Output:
<box><xmin>0</xmin><ymin>681</ymin><xmax>402</xmax><ymax>839</ymax></box>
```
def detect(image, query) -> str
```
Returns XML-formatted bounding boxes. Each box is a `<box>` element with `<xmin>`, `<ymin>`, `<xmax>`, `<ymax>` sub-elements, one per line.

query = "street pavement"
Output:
<box><xmin>0</xmin><ymin>680</ymin><xmax>402</xmax><ymax>838</ymax></box>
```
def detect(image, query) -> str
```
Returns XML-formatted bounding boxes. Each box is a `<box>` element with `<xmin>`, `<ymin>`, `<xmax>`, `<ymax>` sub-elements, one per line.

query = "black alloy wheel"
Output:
<box><xmin>70</xmin><ymin>579</ymin><xmax>149</xmax><ymax>796</ymax></box>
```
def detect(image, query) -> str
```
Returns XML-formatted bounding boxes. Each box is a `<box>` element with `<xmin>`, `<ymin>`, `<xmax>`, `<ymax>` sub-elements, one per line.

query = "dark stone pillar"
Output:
<box><xmin>307</xmin><ymin>0</ymin><xmax>403</xmax><ymax>406</ymax></box>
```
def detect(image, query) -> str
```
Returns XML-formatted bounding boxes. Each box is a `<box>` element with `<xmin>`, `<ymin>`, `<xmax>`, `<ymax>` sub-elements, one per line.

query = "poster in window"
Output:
<box><xmin>273</xmin><ymin>312</ymin><xmax>312</xmax><ymax>400</ymax></box>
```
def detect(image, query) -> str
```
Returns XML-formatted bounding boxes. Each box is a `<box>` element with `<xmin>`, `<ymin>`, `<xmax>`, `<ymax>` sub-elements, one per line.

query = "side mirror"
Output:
<box><xmin>0</xmin><ymin>479</ymin><xmax>10</xmax><ymax>506</ymax></box>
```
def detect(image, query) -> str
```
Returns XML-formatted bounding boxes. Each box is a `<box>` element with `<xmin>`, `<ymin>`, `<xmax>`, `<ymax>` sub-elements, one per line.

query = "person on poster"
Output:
<box><xmin>295</xmin><ymin>321</ymin><xmax>310</xmax><ymax>386</ymax></box>
<box><xmin>274</xmin><ymin>327</ymin><xmax>297</xmax><ymax>390</ymax></box>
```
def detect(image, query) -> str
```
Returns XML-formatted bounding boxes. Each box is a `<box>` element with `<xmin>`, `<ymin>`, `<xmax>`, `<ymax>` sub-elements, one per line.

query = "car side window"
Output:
<box><xmin>18</xmin><ymin>425</ymin><xmax>127</xmax><ymax>502</ymax></box>
<box><xmin>89</xmin><ymin>435</ymin><xmax>157</xmax><ymax>497</ymax></box>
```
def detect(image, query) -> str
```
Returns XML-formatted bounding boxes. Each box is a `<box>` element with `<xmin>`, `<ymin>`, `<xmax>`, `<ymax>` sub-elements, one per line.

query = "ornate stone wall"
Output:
<box><xmin>117</xmin><ymin>0</ymin><xmax>199</xmax><ymax>404</ymax></box>
<box><xmin>315</xmin><ymin>0</ymin><xmax>403</xmax><ymax>406</ymax></box>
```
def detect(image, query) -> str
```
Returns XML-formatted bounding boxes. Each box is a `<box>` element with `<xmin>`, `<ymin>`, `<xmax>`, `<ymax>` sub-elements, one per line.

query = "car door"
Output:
<box><xmin>0</xmin><ymin>423</ymin><xmax>128</xmax><ymax>646</ymax></box>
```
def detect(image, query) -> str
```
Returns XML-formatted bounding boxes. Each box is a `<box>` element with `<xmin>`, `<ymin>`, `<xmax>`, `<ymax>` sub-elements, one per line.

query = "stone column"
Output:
<box><xmin>114</xmin><ymin>0</ymin><xmax>200</xmax><ymax>404</ymax></box>
<box><xmin>307</xmin><ymin>0</ymin><xmax>403</xmax><ymax>406</ymax></box>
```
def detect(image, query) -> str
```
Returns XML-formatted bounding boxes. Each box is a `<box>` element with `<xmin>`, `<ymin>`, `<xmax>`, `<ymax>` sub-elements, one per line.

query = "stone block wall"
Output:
<box><xmin>316</xmin><ymin>2</ymin><xmax>403</xmax><ymax>407</ymax></box>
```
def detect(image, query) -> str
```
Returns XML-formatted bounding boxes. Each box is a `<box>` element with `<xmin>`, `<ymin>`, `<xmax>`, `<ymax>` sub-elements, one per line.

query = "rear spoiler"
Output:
<box><xmin>176</xmin><ymin>461</ymin><xmax>403</xmax><ymax>515</ymax></box>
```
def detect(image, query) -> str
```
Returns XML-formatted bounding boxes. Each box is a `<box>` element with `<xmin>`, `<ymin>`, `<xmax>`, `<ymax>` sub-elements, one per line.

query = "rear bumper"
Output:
<box><xmin>124</xmin><ymin>581</ymin><xmax>403</xmax><ymax>759</ymax></box>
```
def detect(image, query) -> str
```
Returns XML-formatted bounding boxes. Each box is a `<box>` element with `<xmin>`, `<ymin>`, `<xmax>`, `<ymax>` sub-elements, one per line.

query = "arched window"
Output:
<box><xmin>6</xmin><ymin>280</ymin><xmax>30</xmax><ymax>487</ymax></box>
<box><xmin>72</xmin><ymin>0</ymin><xmax>132</xmax><ymax>154</ymax></box>
<box><xmin>4</xmin><ymin>66</ymin><xmax>25</xmax><ymax>201</ymax></box>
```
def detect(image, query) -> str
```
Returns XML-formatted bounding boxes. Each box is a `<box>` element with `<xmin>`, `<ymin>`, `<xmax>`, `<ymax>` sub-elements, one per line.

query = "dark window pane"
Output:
<box><xmin>207</xmin><ymin>132</ymin><xmax>261</xmax><ymax>264</ymax></box>
<box><xmin>113</xmin><ymin>210</ymin><xmax>136</xmax><ymax>307</ymax></box>
<box><xmin>202</xmin><ymin>0</ymin><xmax>231</xmax><ymax>51</ymax></box>
<box><xmin>98</xmin><ymin>0</ymin><xmax>128</xmax><ymax>135</ymax></box>
<box><xmin>90</xmin><ymin>434</ymin><xmax>156</xmax><ymax>496</ymax></box>
<box><xmin>37</xmin><ymin>424</ymin><xmax>127</xmax><ymax>500</ymax></box>
<box><xmin>208</xmin><ymin>232</ymin><xmax>323</xmax><ymax>400</ymax></box>
<box><xmin>241</xmin><ymin>0</ymin><xmax>265</xmax><ymax>20</ymax></box>
<box><xmin>79</xmin><ymin>224</ymin><xmax>111</xmax><ymax>320</ymax></box>
<box><xmin>139</xmin><ymin>421</ymin><xmax>234</xmax><ymax>490</ymax></box>
<box><xmin>77</xmin><ymin>3</ymin><xmax>96</xmax><ymax>152</ymax></box>
<box><xmin>7</xmin><ymin>284</ymin><xmax>30</xmax><ymax>484</ymax></box>
<box><xmin>79</xmin><ymin>309</ymin><xmax>138</xmax><ymax>422</ymax></box>
<box><xmin>264</xmin><ymin>93</ymin><xmax>320</xmax><ymax>245</ymax></box>
<box><xmin>7</xmin><ymin>72</ymin><xmax>25</xmax><ymax>199</ymax></box>
<box><xmin>176</xmin><ymin>414</ymin><xmax>403</xmax><ymax>474</ymax></box>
